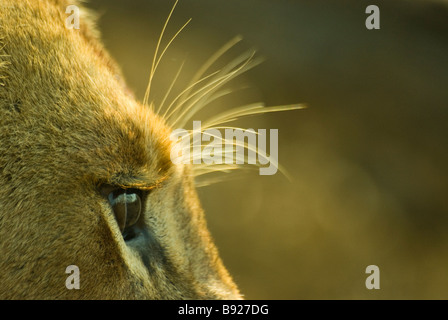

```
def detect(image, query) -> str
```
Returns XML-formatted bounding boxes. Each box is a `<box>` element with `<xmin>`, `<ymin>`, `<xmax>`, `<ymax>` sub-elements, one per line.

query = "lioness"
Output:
<box><xmin>0</xmin><ymin>0</ymin><xmax>239</xmax><ymax>299</ymax></box>
<box><xmin>0</xmin><ymin>0</ymin><xmax>298</xmax><ymax>299</ymax></box>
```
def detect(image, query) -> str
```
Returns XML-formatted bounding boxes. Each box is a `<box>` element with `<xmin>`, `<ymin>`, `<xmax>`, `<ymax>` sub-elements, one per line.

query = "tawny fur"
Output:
<box><xmin>0</xmin><ymin>0</ymin><xmax>240</xmax><ymax>299</ymax></box>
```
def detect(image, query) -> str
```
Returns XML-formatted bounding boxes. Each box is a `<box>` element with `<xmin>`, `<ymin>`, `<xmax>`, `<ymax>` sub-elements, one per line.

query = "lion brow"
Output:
<box><xmin>110</xmin><ymin>173</ymin><xmax>168</xmax><ymax>191</ymax></box>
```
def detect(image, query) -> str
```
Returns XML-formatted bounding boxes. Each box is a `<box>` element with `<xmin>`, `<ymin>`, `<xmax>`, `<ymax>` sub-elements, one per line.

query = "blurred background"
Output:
<box><xmin>86</xmin><ymin>0</ymin><xmax>448</xmax><ymax>299</ymax></box>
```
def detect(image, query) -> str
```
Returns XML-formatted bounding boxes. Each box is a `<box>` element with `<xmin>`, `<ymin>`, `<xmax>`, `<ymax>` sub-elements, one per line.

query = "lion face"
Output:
<box><xmin>0</xmin><ymin>0</ymin><xmax>240</xmax><ymax>299</ymax></box>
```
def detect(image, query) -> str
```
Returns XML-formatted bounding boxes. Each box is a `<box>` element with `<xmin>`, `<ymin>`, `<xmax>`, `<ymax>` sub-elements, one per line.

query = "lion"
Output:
<box><xmin>0</xmin><ymin>0</ymin><xmax>299</xmax><ymax>299</ymax></box>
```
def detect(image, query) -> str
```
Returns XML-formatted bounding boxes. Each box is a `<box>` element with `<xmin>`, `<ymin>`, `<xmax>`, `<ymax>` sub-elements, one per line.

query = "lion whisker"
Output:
<box><xmin>156</xmin><ymin>59</ymin><xmax>185</xmax><ymax>115</ymax></box>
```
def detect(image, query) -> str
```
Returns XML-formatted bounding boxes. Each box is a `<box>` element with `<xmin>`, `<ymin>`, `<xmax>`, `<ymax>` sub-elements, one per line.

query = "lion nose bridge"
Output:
<box><xmin>199</xmin><ymin>278</ymin><xmax>243</xmax><ymax>300</ymax></box>
<box><xmin>128</xmin><ymin>236</ymin><xmax>238</xmax><ymax>299</ymax></box>
<box><xmin>170</xmin><ymin>256</ymin><xmax>242</xmax><ymax>299</ymax></box>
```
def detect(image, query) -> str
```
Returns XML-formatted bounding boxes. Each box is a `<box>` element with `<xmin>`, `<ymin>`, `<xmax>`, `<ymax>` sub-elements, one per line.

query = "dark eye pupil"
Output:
<box><xmin>108</xmin><ymin>189</ymin><xmax>142</xmax><ymax>233</ymax></box>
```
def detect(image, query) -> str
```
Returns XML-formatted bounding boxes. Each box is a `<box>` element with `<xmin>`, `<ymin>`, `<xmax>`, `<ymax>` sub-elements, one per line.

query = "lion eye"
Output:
<box><xmin>107</xmin><ymin>189</ymin><xmax>142</xmax><ymax>233</ymax></box>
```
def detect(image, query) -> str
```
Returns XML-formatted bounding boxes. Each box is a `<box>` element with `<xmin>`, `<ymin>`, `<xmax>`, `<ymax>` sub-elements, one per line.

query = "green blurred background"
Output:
<box><xmin>85</xmin><ymin>0</ymin><xmax>448</xmax><ymax>299</ymax></box>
